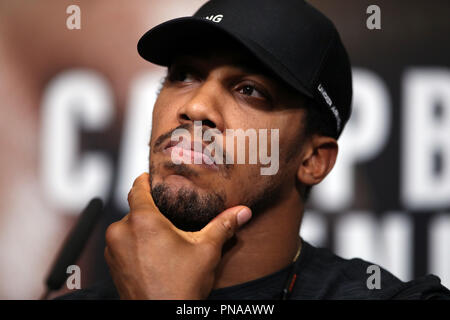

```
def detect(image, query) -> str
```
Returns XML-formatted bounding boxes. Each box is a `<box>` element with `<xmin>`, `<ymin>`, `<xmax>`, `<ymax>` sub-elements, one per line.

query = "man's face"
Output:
<box><xmin>148</xmin><ymin>43</ymin><xmax>308</xmax><ymax>231</ymax></box>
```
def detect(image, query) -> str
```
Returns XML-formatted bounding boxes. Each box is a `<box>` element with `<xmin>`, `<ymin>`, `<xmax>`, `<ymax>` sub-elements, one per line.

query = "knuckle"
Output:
<box><xmin>219</xmin><ymin>219</ymin><xmax>234</xmax><ymax>238</ymax></box>
<box><xmin>105</xmin><ymin>222</ymin><xmax>122</xmax><ymax>246</ymax></box>
<box><xmin>127</xmin><ymin>188</ymin><xmax>141</xmax><ymax>205</ymax></box>
<box><xmin>127</xmin><ymin>189</ymin><xmax>134</xmax><ymax>203</ymax></box>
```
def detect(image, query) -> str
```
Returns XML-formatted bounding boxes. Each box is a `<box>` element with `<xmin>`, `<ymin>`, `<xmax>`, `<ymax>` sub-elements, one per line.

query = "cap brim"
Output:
<box><xmin>137</xmin><ymin>17</ymin><xmax>312</xmax><ymax>98</ymax></box>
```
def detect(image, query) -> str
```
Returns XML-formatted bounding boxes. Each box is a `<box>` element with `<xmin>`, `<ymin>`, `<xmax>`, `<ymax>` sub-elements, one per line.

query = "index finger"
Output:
<box><xmin>128</xmin><ymin>172</ymin><xmax>157</xmax><ymax>211</ymax></box>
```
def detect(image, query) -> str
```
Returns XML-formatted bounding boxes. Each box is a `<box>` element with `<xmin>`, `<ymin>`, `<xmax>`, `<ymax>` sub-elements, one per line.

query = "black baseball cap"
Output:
<box><xmin>138</xmin><ymin>0</ymin><xmax>352</xmax><ymax>138</ymax></box>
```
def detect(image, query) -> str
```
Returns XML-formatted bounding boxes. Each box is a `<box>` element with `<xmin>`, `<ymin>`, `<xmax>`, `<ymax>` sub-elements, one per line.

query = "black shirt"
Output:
<box><xmin>56</xmin><ymin>240</ymin><xmax>450</xmax><ymax>300</ymax></box>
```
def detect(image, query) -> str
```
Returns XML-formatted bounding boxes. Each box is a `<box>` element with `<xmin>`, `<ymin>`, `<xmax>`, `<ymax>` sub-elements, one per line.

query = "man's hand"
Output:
<box><xmin>104</xmin><ymin>173</ymin><xmax>252</xmax><ymax>300</ymax></box>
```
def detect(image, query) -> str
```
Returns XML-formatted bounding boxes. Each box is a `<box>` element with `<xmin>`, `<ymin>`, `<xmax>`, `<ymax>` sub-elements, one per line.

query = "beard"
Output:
<box><xmin>151</xmin><ymin>182</ymin><xmax>226</xmax><ymax>232</ymax></box>
<box><xmin>150</xmin><ymin>161</ymin><xmax>227</xmax><ymax>231</ymax></box>
<box><xmin>149</xmin><ymin>161</ymin><xmax>286</xmax><ymax>232</ymax></box>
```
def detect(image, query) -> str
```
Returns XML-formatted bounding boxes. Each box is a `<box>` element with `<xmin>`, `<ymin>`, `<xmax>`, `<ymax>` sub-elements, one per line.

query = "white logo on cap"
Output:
<box><xmin>318</xmin><ymin>84</ymin><xmax>342</xmax><ymax>132</ymax></box>
<box><xmin>205</xmin><ymin>14</ymin><xmax>223</xmax><ymax>23</ymax></box>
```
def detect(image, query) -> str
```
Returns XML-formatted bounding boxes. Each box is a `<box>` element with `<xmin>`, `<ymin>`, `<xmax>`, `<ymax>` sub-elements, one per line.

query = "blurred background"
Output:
<box><xmin>0</xmin><ymin>0</ymin><xmax>448</xmax><ymax>299</ymax></box>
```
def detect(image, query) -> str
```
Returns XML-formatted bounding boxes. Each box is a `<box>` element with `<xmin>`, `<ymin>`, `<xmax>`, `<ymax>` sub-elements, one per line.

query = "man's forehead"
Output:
<box><xmin>169</xmin><ymin>41</ymin><xmax>273</xmax><ymax>76</ymax></box>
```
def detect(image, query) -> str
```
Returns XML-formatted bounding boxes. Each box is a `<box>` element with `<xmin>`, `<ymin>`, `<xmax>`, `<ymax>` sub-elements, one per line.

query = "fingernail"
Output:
<box><xmin>237</xmin><ymin>207</ymin><xmax>252</xmax><ymax>227</ymax></box>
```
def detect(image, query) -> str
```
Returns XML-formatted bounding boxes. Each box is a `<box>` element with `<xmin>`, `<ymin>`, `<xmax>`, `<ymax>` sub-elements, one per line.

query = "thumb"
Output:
<box><xmin>199</xmin><ymin>206</ymin><xmax>252</xmax><ymax>248</ymax></box>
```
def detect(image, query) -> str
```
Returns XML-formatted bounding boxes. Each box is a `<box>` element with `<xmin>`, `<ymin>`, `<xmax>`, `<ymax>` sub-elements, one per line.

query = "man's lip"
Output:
<box><xmin>163</xmin><ymin>139</ymin><xmax>219</xmax><ymax>170</ymax></box>
<box><xmin>163</xmin><ymin>139</ymin><xmax>210</xmax><ymax>154</ymax></box>
<box><xmin>163</xmin><ymin>139</ymin><xmax>177</xmax><ymax>150</ymax></box>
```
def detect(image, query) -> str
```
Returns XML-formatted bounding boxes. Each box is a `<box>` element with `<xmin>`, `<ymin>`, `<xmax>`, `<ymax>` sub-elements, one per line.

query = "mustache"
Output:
<box><xmin>151</xmin><ymin>123</ymin><xmax>233</xmax><ymax>171</ymax></box>
<box><xmin>153</xmin><ymin>123</ymin><xmax>191</xmax><ymax>150</ymax></box>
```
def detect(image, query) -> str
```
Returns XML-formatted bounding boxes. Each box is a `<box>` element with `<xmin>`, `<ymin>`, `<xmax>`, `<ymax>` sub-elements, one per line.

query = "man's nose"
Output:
<box><xmin>176</xmin><ymin>80</ymin><xmax>225</xmax><ymax>131</ymax></box>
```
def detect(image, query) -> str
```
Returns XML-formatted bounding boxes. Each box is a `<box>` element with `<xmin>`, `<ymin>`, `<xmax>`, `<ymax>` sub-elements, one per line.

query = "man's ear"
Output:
<box><xmin>297</xmin><ymin>135</ymin><xmax>338</xmax><ymax>186</ymax></box>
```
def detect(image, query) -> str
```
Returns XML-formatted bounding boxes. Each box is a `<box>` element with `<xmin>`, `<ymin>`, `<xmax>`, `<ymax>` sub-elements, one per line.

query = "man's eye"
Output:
<box><xmin>239</xmin><ymin>85</ymin><xmax>265</xmax><ymax>99</ymax></box>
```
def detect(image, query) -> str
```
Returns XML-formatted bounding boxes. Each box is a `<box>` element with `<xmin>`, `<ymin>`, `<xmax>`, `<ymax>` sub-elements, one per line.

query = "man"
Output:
<box><xmin>59</xmin><ymin>0</ymin><xmax>450</xmax><ymax>299</ymax></box>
